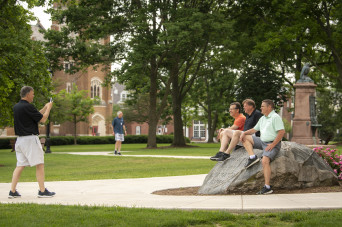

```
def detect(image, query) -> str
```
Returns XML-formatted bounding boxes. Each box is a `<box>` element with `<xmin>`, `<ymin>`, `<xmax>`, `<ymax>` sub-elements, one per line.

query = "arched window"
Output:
<box><xmin>91</xmin><ymin>78</ymin><xmax>102</xmax><ymax>99</ymax></box>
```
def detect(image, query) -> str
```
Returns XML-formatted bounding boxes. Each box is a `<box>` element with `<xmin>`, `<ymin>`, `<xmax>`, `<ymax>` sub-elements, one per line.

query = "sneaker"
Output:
<box><xmin>114</xmin><ymin>150</ymin><xmax>117</xmax><ymax>155</ymax></box>
<box><xmin>8</xmin><ymin>190</ymin><xmax>21</xmax><ymax>199</ymax></box>
<box><xmin>245</xmin><ymin>156</ymin><xmax>259</xmax><ymax>168</ymax></box>
<box><xmin>210</xmin><ymin>152</ymin><xmax>223</xmax><ymax>161</ymax></box>
<box><xmin>257</xmin><ymin>185</ymin><xmax>273</xmax><ymax>195</ymax></box>
<box><xmin>117</xmin><ymin>152</ymin><xmax>122</xmax><ymax>156</ymax></box>
<box><xmin>38</xmin><ymin>188</ymin><xmax>56</xmax><ymax>198</ymax></box>
<box><xmin>217</xmin><ymin>153</ymin><xmax>231</xmax><ymax>162</ymax></box>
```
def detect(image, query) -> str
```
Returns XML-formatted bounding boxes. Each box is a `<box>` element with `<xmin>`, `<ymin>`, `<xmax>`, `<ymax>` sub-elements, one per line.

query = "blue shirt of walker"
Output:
<box><xmin>112</xmin><ymin>117</ymin><xmax>125</xmax><ymax>134</ymax></box>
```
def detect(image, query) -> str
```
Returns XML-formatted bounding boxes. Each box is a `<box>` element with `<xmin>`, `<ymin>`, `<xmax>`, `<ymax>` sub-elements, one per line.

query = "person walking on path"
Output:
<box><xmin>211</xmin><ymin>99</ymin><xmax>262</xmax><ymax>162</ymax></box>
<box><xmin>111</xmin><ymin>111</ymin><xmax>127</xmax><ymax>155</ymax></box>
<box><xmin>9</xmin><ymin>86</ymin><xmax>55</xmax><ymax>199</ymax></box>
<box><xmin>240</xmin><ymin>99</ymin><xmax>285</xmax><ymax>195</ymax></box>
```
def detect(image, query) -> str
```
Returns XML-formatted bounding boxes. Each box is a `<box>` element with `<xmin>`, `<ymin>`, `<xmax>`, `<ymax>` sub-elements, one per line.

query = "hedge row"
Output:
<box><xmin>0</xmin><ymin>135</ymin><xmax>190</xmax><ymax>148</ymax></box>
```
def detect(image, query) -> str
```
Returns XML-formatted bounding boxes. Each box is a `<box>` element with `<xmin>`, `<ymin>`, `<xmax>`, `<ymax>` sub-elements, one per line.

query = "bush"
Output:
<box><xmin>0</xmin><ymin>137</ymin><xmax>16</xmax><ymax>149</ymax></box>
<box><xmin>313</xmin><ymin>146</ymin><xmax>342</xmax><ymax>180</ymax></box>
<box><xmin>0</xmin><ymin>135</ymin><xmax>191</xmax><ymax>148</ymax></box>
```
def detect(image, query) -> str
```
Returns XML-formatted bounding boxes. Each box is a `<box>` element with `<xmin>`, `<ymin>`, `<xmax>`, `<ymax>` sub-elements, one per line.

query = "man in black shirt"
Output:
<box><xmin>9</xmin><ymin>86</ymin><xmax>55</xmax><ymax>199</ymax></box>
<box><xmin>211</xmin><ymin>99</ymin><xmax>262</xmax><ymax>161</ymax></box>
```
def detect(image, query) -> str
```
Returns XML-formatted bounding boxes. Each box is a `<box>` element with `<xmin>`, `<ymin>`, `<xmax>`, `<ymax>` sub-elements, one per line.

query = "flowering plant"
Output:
<box><xmin>313</xmin><ymin>147</ymin><xmax>342</xmax><ymax>180</ymax></box>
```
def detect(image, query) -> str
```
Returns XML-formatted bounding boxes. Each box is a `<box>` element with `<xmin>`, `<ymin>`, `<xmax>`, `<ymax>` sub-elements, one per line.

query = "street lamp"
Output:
<box><xmin>45</xmin><ymin>68</ymin><xmax>53</xmax><ymax>153</ymax></box>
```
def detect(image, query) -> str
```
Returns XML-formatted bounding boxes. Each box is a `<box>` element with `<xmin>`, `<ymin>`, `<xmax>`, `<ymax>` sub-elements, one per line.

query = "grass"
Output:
<box><xmin>0</xmin><ymin>145</ymin><xmax>216</xmax><ymax>183</ymax></box>
<box><xmin>48</xmin><ymin>142</ymin><xmax>220</xmax><ymax>156</ymax></box>
<box><xmin>0</xmin><ymin>204</ymin><xmax>342</xmax><ymax>226</ymax></box>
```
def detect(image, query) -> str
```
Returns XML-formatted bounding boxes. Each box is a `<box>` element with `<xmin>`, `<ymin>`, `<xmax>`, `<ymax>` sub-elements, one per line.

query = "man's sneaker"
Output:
<box><xmin>38</xmin><ymin>188</ymin><xmax>56</xmax><ymax>198</ymax></box>
<box><xmin>257</xmin><ymin>186</ymin><xmax>273</xmax><ymax>195</ymax></box>
<box><xmin>8</xmin><ymin>190</ymin><xmax>21</xmax><ymax>199</ymax></box>
<box><xmin>210</xmin><ymin>152</ymin><xmax>223</xmax><ymax>161</ymax></box>
<box><xmin>117</xmin><ymin>152</ymin><xmax>122</xmax><ymax>156</ymax></box>
<box><xmin>245</xmin><ymin>156</ymin><xmax>259</xmax><ymax>168</ymax></box>
<box><xmin>217</xmin><ymin>153</ymin><xmax>231</xmax><ymax>162</ymax></box>
<box><xmin>114</xmin><ymin>150</ymin><xmax>117</xmax><ymax>155</ymax></box>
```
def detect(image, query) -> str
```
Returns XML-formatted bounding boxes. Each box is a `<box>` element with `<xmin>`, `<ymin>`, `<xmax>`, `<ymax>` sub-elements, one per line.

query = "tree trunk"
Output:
<box><xmin>207</xmin><ymin>111</ymin><xmax>218</xmax><ymax>143</ymax></box>
<box><xmin>171</xmin><ymin>62</ymin><xmax>186</xmax><ymax>147</ymax></box>
<box><xmin>73</xmin><ymin>115</ymin><xmax>77</xmax><ymax>145</ymax></box>
<box><xmin>147</xmin><ymin>55</ymin><xmax>158</xmax><ymax>148</ymax></box>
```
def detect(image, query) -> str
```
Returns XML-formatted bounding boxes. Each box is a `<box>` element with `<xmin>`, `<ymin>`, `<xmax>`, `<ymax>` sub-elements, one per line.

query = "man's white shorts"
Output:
<box><xmin>115</xmin><ymin>133</ymin><xmax>125</xmax><ymax>142</ymax></box>
<box><xmin>15</xmin><ymin>135</ymin><xmax>44</xmax><ymax>167</ymax></box>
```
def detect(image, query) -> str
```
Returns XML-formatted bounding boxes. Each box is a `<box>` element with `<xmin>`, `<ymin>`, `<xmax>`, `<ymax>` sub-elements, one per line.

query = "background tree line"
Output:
<box><xmin>1</xmin><ymin>0</ymin><xmax>341</xmax><ymax>145</ymax></box>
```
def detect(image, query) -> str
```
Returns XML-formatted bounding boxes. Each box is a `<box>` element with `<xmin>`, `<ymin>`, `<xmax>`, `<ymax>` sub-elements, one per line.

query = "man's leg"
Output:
<box><xmin>224</xmin><ymin>131</ymin><xmax>242</xmax><ymax>154</ymax></box>
<box><xmin>36</xmin><ymin>164</ymin><xmax>45</xmax><ymax>192</ymax></box>
<box><xmin>241</xmin><ymin>135</ymin><xmax>255</xmax><ymax>156</ymax></box>
<box><xmin>10</xmin><ymin>166</ymin><xmax>25</xmax><ymax>192</ymax></box>
<box><xmin>117</xmin><ymin>141</ymin><xmax>122</xmax><ymax>153</ymax></box>
<box><xmin>262</xmin><ymin>156</ymin><xmax>271</xmax><ymax>186</ymax></box>
<box><xmin>219</xmin><ymin>129</ymin><xmax>234</xmax><ymax>151</ymax></box>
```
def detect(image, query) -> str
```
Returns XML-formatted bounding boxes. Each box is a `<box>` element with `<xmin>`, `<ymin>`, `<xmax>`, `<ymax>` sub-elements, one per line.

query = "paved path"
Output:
<box><xmin>1</xmin><ymin>174</ymin><xmax>342</xmax><ymax>212</ymax></box>
<box><xmin>60</xmin><ymin>151</ymin><xmax>210</xmax><ymax>159</ymax></box>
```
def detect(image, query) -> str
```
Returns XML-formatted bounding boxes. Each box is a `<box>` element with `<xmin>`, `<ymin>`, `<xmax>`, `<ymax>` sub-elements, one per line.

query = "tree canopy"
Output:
<box><xmin>0</xmin><ymin>0</ymin><xmax>52</xmax><ymax>127</ymax></box>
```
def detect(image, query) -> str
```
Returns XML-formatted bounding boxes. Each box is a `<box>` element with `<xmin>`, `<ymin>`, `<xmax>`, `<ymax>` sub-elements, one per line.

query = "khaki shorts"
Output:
<box><xmin>15</xmin><ymin>135</ymin><xmax>44</xmax><ymax>167</ymax></box>
<box><xmin>115</xmin><ymin>133</ymin><xmax>124</xmax><ymax>142</ymax></box>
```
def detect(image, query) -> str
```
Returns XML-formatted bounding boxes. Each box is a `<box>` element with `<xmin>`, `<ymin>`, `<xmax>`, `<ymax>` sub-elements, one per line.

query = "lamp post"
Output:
<box><xmin>45</xmin><ymin>68</ymin><xmax>53</xmax><ymax>153</ymax></box>
<box><xmin>45</xmin><ymin>115</ymin><xmax>52</xmax><ymax>153</ymax></box>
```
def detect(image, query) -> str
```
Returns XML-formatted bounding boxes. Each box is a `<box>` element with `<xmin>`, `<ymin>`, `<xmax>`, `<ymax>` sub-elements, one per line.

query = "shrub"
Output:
<box><xmin>313</xmin><ymin>147</ymin><xmax>342</xmax><ymax>180</ymax></box>
<box><xmin>0</xmin><ymin>137</ymin><xmax>16</xmax><ymax>149</ymax></box>
<box><xmin>0</xmin><ymin>135</ymin><xmax>191</xmax><ymax>148</ymax></box>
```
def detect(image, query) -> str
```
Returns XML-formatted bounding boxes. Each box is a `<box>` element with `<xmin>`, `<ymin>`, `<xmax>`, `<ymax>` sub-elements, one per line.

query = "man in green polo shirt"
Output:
<box><xmin>240</xmin><ymin>99</ymin><xmax>285</xmax><ymax>195</ymax></box>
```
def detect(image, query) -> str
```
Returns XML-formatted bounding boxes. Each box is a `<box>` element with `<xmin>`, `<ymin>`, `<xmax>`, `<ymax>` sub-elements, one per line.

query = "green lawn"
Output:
<box><xmin>48</xmin><ymin>142</ymin><xmax>220</xmax><ymax>156</ymax></box>
<box><xmin>0</xmin><ymin>203</ymin><xmax>342</xmax><ymax>227</ymax></box>
<box><xmin>0</xmin><ymin>145</ymin><xmax>216</xmax><ymax>183</ymax></box>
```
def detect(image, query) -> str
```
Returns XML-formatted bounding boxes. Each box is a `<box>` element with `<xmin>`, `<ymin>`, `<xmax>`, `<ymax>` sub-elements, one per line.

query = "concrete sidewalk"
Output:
<box><xmin>56</xmin><ymin>151</ymin><xmax>211</xmax><ymax>159</ymax></box>
<box><xmin>1</xmin><ymin>174</ymin><xmax>342</xmax><ymax>212</ymax></box>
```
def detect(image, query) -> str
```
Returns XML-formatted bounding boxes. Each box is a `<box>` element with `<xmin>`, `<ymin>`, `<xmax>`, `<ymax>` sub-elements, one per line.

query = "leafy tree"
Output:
<box><xmin>316</xmin><ymin>88</ymin><xmax>342</xmax><ymax>144</ymax></box>
<box><xmin>236</xmin><ymin>58</ymin><xmax>288</xmax><ymax>110</ymax></box>
<box><xmin>229</xmin><ymin>0</ymin><xmax>342</xmax><ymax>89</ymax></box>
<box><xmin>189</xmin><ymin>47</ymin><xmax>237</xmax><ymax>143</ymax></box>
<box><xmin>44</xmin><ymin>0</ymin><xmax>235</xmax><ymax>147</ymax></box>
<box><xmin>54</xmin><ymin>84</ymin><xmax>95</xmax><ymax>144</ymax></box>
<box><xmin>0</xmin><ymin>0</ymin><xmax>52</xmax><ymax>127</ymax></box>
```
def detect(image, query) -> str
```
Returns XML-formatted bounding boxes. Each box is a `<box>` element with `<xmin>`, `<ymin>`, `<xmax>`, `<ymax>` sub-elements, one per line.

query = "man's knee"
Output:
<box><xmin>262</xmin><ymin>156</ymin><xmax>270</xmax><ymax>166</ymax></box>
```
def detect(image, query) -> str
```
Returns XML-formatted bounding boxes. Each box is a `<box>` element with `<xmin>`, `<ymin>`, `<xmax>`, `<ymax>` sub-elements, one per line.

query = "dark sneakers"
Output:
<box><xmin>8</xmin><ymin>190</ymin><xmax>21</xmax><ymax>199</ymax></box>
<box><xmin>38</xmin><ymin>188</ymin><xmax>56</xmax><ymax>198</ymax></box>
<box><xmin>245</xmin><ymin>156</ymin><xmax>260</xmax><ymax>168</ymax></box>
<box><xmin>114</xmin><ymin>150</ymin><xmax>122</xmax><ymax>155</ymax></box>
<box><xmin>217</xmin><ymin>153</ymin><xmax>230</xmax><ymax>162</ymax></box>
<box><xmin>210</xmin><ymin>152</ymin><xmax>231</xmax><ymax>162</ymax></box>
<box><xmin>210</xmin><ymin>152</ymin><xmax>223</xmax><ymax>161</ymax></box>
<box><xmin>257</xmin><ymin>186</ymin><xmax>273</xmax><ymax>195</ymax></box>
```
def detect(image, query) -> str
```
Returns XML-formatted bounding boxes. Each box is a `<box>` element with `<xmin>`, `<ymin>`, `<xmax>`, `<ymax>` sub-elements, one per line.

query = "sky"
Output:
<box><xmin>29</xmin><ymin>4</ymin><xmax>52</xmax><ymax>29</ymax></box>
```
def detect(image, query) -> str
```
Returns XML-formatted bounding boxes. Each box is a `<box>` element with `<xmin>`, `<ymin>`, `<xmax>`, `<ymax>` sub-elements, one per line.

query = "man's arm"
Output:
<box><xmin>265</xmin><ymin>129</ymin><xmax>285</xmax><ymax>151</ymax></box>
<box><xmin>123</xmin><ymin>125</ymin><xmax>127</xmax><ymax>135</ymax></box>
<box><xmin>39</xmin><ymin>105</ymin><xmax>48</xmax><ymax>114</ymax></box>
<box><xmin>40</xmin><ymin>102</ymin><xmax>53</xmax><ymax>123</ymax></box>
<box><xmin>240</xmin><ymin>128</ymin><xmax>257</xmax><ymax>142</ymax></box>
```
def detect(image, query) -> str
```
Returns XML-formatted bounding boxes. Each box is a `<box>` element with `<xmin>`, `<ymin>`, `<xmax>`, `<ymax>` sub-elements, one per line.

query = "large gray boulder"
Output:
<box><xmin>198</xmin><ymin>141</ymin><xmax>338</xmax><ymax>194</ymax></box>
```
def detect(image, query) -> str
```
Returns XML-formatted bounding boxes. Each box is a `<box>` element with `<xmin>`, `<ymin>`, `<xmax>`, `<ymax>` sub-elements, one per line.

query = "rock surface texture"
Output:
<box><xmin>198</xmin><ymin>141</ymin><xmax>338</xmax><ymax>194</ymax></box>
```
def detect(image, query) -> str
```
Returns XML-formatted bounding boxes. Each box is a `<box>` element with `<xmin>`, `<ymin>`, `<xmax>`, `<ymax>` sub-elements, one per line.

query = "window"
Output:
<box><xmin>91</xmin><ymin>78</ymin><xmax>102</xmax><ymax>99</ymax></box>
<box><xmin>66</xmin><ymin>83</ymin><xmax>71</xmax><ymax>93</ymax></box>
<box><xmin>64</xmin><ymin>62</ymin><xmax>74</xmax><ymax>71</ymax></box>
<box><xmin>193</xmin><ymin>120</ymin><xmax>205</xmax><ymax>138</ymax></box>
<box><xmin>136</xmin><ymin>126</ymin><xmax>141</xmax><ymax>135</ymax></box>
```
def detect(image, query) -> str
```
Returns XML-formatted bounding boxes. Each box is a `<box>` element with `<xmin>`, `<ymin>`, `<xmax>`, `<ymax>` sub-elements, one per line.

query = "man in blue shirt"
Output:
<box><xmin>111</xmin><ymin>111</ymin><xmax>127</xmax><ymax>155</ymax></box>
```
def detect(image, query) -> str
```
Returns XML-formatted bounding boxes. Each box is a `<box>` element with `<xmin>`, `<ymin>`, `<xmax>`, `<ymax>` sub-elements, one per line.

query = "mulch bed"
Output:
<box><xmin>153</xmin><ymin>184</ymin><xmax>342</xmax><ymax>196</ymax></box>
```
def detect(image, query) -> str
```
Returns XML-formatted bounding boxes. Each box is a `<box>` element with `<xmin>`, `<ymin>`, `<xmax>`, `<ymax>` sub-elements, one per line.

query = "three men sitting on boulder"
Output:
<box><xmin>210</xmin><ymin>99</ymin><xmax>262</xmax><ymax>163</ymax></box>
<box><xmin>211</xmin><ymin>99</ymin><xmax>285</xmax><ymax>195</ymax></box>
